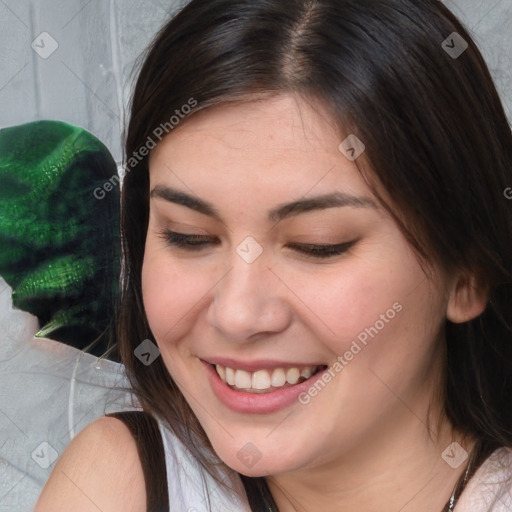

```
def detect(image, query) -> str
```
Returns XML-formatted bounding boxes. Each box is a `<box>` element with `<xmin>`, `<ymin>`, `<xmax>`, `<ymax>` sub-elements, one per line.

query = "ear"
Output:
<box><xmin>446</xmin><ymin>273</ymin><xmax>489</xmax><ymax>324</ymax></box>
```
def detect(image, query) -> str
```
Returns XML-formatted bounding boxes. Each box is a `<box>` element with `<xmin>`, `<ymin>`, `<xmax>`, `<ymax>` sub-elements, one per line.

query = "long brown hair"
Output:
<box><xmin>115</xmin><ymin>0</ymin><xmax>512</xmax><ymax>509</ymax></box>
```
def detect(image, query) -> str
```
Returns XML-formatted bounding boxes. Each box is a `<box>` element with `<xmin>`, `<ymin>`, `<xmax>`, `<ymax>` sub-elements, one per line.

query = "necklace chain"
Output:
<box><xmin>264</xmin><ymin>443</ymin><xmax>481</xmax><ymax>512</ymax></box>
<box><xmin>443</xmin><ymin>443</ymin><xmax>480</xmax><ymax>512</ymax></box>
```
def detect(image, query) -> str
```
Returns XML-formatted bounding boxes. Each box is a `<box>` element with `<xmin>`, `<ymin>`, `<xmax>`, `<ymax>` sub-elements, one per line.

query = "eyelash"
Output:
<box><xmin>157</xmin><ymin>230</ymin><xmax>355</xmax><ymax>259</ymax></box>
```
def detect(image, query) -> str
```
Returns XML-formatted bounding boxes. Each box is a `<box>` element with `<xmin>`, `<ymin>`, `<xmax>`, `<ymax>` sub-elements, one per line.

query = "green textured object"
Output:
<box><xmin>0</xmin><ymin>120</ymin><xmax>121</xmax><ymax>359</ymax></box>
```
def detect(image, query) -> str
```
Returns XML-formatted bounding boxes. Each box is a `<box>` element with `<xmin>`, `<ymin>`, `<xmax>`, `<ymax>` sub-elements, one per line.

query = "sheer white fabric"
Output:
<box><xmin>157</xmin><ymin>419</ymin><xmax>251</xmax><ymax>512</ymax></box>
<box><xmin>0</xmin><ymin>277</ymin><xmax>137</xmax><ymax>511</ymax></box>
<box><xmin>455</xmin><ymin>448</ymin><xmax>512</xmax><ymax>512</ymax></box>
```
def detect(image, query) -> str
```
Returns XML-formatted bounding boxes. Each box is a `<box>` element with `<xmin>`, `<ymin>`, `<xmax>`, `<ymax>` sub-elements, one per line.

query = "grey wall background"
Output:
<box><xmin>0</xmin><ymin>0</ymin><xmax>511</xmax><ymax>168</ymax></box>
<box><xmin>0</xmin><ymin>0</ymin><xmax>187</xmax><ymax>168</ymax></box>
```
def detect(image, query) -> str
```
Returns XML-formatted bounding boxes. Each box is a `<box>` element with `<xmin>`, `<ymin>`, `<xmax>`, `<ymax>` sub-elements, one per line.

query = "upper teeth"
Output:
<box><xmin>215</xmin><ymin>364</ymin><xmax>318</xmax><ymax>392</ymax></box>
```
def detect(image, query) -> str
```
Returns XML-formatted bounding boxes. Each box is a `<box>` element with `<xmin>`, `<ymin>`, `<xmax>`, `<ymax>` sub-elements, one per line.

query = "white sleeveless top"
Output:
<box><xmin>455</xmin><ymin>447</ymin><xmax>512</xmax><ymax>511</ymax></box>
<box><xmin>156</xmin><ymin>418</ymin><xmax>512</xmax><ymax>512</ymax></box>
<box><xmin>157</xmin><ymin>418</ymin><xmax>252</xmax><ymax>511</ymax></box>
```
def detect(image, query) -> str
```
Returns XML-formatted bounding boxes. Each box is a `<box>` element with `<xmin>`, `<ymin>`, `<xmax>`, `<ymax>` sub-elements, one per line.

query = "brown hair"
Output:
<box><xmin>115</xmin><ymin>0</ymin><xmax>512</xmax><ymax>508</ymax></box>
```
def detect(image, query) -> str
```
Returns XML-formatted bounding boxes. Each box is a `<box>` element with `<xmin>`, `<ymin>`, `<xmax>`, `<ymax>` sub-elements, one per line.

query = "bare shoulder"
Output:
<box><xmin>34</xmin><ymin>416</ymin><xmax>146</xmax><ymax>512</ymax></box>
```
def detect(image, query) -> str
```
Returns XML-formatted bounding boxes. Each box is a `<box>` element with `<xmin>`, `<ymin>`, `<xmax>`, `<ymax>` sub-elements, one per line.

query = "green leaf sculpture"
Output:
<box><xmin>0</xmin><ymin>121</ymin><xmax>121</xmax><ymax>359</ymax></box>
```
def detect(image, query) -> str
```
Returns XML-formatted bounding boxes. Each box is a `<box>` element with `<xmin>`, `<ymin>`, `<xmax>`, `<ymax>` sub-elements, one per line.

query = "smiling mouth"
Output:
<box><xmin>212</xmin><ymin>363</ymin><xmax>328</xmax><ymax>394</ymax></box>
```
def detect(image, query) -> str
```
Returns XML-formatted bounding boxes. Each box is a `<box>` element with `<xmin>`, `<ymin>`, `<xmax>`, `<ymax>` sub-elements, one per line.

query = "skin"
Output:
<box><xmin>142</xmin><ymin>93</ymin><xmax>487</xmax><ymax>512</ymax></box>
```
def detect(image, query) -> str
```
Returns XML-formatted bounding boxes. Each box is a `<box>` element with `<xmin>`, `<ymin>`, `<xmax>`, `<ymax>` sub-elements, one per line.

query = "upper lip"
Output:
<box><xmin>201</xmin><ymin>357</ymin><xmax>327</xmax><ymax>372</ymax></box>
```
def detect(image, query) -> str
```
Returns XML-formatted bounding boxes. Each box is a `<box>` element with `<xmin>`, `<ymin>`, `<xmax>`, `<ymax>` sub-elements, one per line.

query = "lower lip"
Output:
<box><xmin>203</xmin><ymin>361</ymin><xmax>326</xmax><ymax>414</ymax></box>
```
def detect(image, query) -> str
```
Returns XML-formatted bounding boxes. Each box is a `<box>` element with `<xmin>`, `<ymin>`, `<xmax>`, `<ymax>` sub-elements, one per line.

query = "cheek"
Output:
<box><xmin>286</xmin><ymin>247</ymin><xmax>442</xmax><ymax>367</ymax></box>
<box><xmin>141</xmin><ymin>246</ymin><xmax>209</xmax><ymax>345</ymax></box>
<box><xmin>286</xmin><ymin>263</ymin><xmax>411</xmax><ymax>347</ymax></box>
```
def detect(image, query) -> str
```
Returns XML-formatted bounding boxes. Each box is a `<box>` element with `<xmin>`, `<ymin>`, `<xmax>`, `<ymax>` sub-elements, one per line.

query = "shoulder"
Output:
<box><xmin>34</xmin><ymin>416</ymin><xmax>147</xmax><ymax>512</ymax></box>
<box><xmin>456</xmin><ymin>447</ymin><xmax>512</xmax><ymax>511</ymax></box>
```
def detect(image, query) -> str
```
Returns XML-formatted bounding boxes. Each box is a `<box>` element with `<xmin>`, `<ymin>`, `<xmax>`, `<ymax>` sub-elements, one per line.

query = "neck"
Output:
<box><xmin>265</xmin><ymin>410</ymin><xmax>476</xmax><ymax>512</ymax></box>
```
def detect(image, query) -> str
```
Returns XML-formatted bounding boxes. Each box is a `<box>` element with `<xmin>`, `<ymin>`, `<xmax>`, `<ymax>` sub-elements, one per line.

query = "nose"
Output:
<box><xmin>207</xmin><ymin>245</ymin><xmax>292</xmax><ymax>342</ymax></box>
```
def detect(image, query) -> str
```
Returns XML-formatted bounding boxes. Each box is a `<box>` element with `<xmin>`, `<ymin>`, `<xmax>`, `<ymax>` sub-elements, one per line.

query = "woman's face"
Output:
<box><xmin>142</xmin><ymin>94</ymin><xmax>454</xmax><ymax>477</ymax></box>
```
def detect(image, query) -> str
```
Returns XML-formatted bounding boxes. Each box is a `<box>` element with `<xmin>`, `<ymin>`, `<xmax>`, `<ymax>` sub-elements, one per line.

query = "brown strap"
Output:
<box><xmin>106</xmin><ymin>410</ymin><xmax>169</xmax><ymax>512</ymax></box>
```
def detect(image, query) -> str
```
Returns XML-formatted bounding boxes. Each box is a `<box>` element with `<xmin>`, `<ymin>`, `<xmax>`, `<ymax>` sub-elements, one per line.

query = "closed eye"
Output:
<box><xmin>157</xmin><ymin>230</ymin><xmax>219</xmax><ymax>249</ymax></box>
<box><xmin>158</xmin><ymin>230</ymin><xmax>356</xmax><ymax>259</ymax></box>
<box><xmin>286</xmin><ymin>241</ymin><xmax>356</xmax><ymax>259</ymax></box>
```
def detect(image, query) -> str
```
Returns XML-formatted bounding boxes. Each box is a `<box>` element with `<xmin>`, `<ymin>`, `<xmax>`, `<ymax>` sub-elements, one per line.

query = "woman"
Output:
<box><xmin>36</xmin><ymin>0</ymin><xmax>512</xmax><ymax>510</ymax></box>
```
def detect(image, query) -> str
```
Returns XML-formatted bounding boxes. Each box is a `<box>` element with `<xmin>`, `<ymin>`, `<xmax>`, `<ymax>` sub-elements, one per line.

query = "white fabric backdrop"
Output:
<box><xmin>0</xmin><ymin>0</ymin><xmax>188</xmax><ymax>166</ymax></box>
<box><xmin>0</xmin><ymin>278</ymin><xmax>138</xmax><ymax>511</ymax></box>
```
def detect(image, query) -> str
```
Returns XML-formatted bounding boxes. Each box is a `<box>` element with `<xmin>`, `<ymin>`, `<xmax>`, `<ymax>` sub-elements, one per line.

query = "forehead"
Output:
<box><xmin>147</xmin><ymin>94</ymin><xmax>372</xmax><ymax>208</ymax></box>
<box><xmin>155</xmin><ymin>94</ymin><xmax>337</xmax><ymax>152</ymax></box>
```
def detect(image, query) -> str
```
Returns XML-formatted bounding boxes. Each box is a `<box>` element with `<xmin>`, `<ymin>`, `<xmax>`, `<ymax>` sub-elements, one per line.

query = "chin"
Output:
<box><xmin>210</xmin><ymin>439</ymin><xmax>308</xmax><ymax>478</ymax></box>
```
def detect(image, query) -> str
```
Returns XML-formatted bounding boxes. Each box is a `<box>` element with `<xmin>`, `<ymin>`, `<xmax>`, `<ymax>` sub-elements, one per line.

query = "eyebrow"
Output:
<box><xmin>150</xmin><ymin>185</ymin><xmax>377</xmax><ymax>223</ymax></box>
